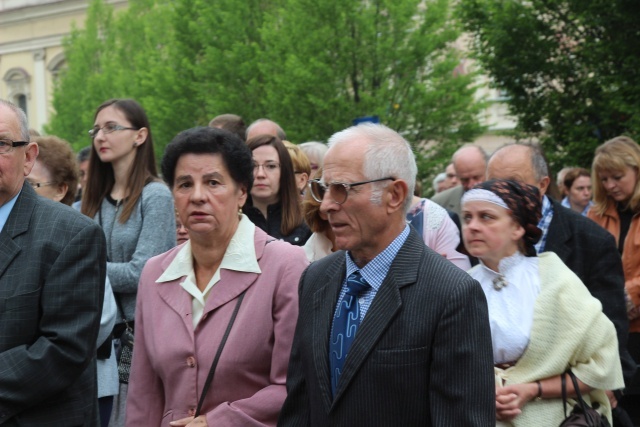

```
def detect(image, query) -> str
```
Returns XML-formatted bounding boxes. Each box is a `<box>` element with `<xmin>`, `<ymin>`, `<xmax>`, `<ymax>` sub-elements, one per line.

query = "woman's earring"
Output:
<box><xmin>238</xmin><ymin>207</ymin><xmax>243</xmax><ymax>218</ymax></box>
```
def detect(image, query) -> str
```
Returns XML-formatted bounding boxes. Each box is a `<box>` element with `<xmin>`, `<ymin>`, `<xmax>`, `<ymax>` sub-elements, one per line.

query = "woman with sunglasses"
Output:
<box><xmin>243</xmin><ymin>135</ymin><xmax>311</xmax><ymax>246</ymax></box>
<box><xmin>81</xmin><ymin>98</ymin><xmax>176</xmax><ymax>426</ymax></box>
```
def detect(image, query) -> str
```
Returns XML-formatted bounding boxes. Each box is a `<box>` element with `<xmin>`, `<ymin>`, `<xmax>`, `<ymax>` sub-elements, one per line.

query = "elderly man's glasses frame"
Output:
<box><xmin>0</xmin><ymin>139</ymin><xmax>29</xmax><ymax>154</ymax></box>
<box><xmin>308</xmin><ymin>177</ymin><xmax>394</xmax><ymax>205</ymax></box>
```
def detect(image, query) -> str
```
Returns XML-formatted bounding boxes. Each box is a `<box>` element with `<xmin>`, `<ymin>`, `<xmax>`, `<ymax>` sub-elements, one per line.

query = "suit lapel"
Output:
<box><xmin>331</xmin><ymin>230</ymin><xmax>423</xmax><ymax>406</ymax></box>
<box><xmin>311</xmin><ymin>254</ymin><xmax>345</xmax><ymax>413</ymax></box>
<box><xmin>156</xmin><ymin>277</ymin><xmax>194</xmax><ymax>336</ymax></box>
<box><xmin>0</xmin><ymin>185</ymin><xmax>35</xmax><ymax>278</ymax></box>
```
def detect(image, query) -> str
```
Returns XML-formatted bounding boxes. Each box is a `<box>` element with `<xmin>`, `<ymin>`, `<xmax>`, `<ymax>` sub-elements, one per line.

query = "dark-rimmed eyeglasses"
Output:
<box><xmin>88</xmin><ymin>123</ymin><xmax>139</xmax><ymax>139</ymax></box>
<box><xmin>0</xmin><ymin>139</ymin><xmax>29</xmax><ymax>154</ymax></box>
<box><xmin>308</xmin><ymin>177</ymin><xmax>394</xmax><ymax>205</ymax></box>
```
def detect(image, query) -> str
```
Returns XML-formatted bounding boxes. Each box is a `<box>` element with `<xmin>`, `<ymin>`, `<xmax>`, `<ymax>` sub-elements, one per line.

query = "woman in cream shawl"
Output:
<box><xmin>461</xmin><ymin>179</ymin><xmax>623</xmax><ymax>426</ymax></box>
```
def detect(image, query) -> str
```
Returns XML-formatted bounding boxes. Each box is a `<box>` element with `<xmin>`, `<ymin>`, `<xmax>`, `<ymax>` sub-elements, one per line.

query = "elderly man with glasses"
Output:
<box><xmin>0</xmin><ymin>99</ymin><xmax>106</xmax><ymax>426</ymax></box>
<box><xmin>279</xmin><ymin>123</ymin><xmax>495</xmax><ymax>427</ymax></box>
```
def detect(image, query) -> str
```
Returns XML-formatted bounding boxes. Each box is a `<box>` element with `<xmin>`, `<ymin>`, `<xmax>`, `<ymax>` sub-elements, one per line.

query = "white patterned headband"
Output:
<box><xmin>461</xmin><ymin>188</ymin><xmax>508</xmax><ymax>210</ymax></box>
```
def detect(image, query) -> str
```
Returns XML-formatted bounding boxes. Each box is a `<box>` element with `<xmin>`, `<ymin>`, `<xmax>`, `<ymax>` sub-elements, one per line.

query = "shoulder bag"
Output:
<box><xmin>559</xmin><ymin>370</ymin><xmax>610</xmax><ymax>427</ymax></box>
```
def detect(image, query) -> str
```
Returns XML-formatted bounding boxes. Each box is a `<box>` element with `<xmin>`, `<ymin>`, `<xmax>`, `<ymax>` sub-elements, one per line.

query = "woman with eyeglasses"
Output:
<box><xmin>81</xmin><ymin>98</ymin><xmax>176</xmax><ymax>427</ymax></box>
<box><xmin>301</xmin><ymin>166</ymin><xmax>337</xmax><ymax>262</ymax></box>
<box><xmin>243</xmin><ymin>135</ymin><xmax>311</xmax><ymax>246</ymax></box>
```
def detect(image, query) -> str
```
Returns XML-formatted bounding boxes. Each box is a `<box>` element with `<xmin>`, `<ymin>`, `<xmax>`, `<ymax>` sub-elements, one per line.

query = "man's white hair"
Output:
<box><xmin>0</xmin><ymin>99</ymin><xmax>29</xmax><ymax>141</ymax></box>
<box><xmin>328</xmin><ymin>123</ymin><xmax>416</xmax><ymax>213</ymax></box>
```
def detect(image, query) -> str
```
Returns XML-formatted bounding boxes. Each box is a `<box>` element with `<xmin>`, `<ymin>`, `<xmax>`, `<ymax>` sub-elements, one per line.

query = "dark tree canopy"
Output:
<box><xmin>457</xmin><ymin>0</ymin><xmax>640</xmax><ymax>170</ymax></box>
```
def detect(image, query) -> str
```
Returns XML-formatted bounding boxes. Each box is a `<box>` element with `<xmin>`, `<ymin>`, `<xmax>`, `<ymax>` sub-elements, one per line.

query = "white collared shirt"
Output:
<box><xmin>468</xmin><ymin>252</ymin><xmax>541</xmax><ymax>364</ymax></box>
<box><xmin>156</xmin><ymin>215</ymin><xmax>261</xmax><ymax>328</ymax></box>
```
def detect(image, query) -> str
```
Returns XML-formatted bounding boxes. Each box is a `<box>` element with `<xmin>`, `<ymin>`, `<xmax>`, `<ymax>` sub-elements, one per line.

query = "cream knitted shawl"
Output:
<box><xmin>496</xmin><ymin>252</ymin><xmax>624</xmax><ymax>427</ymax></box>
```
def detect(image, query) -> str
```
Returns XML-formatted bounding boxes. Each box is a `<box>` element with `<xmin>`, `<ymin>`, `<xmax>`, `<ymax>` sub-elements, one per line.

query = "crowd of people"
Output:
<box><xmin>0</xmin><ymin>96</ymin><xmax>638</xmax><ymax>427</ymax></box>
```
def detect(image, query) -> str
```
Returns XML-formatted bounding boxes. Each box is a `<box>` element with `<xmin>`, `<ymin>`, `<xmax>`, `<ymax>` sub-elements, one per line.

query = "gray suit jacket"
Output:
<box><xmin>0</xmin><ymin>183</ymin><xmax>107</xmax><ymax>426</ymax></box>
<box><xmin>431</xmin><ymin>185</ymin><xmax>464</xmax><ymax>217</ymax></box>
<box><xmin>278</xmin><ymin>229</ymin><xmax>495</xmax><ymax>426</ymax></box>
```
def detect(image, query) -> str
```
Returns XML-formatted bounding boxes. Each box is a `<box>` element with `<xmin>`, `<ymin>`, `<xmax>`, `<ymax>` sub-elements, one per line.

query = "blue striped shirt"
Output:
<box><xmin>0</xmin><ymin>191</ymin><xmax>20</xmax><ymax>233</ymax></box>
<box><xmin>333</xmin><ymin>225</ymin><xmax>410</xmax><ymax>322</ymax></box>
<box><xmin>535</xmin><ymin>195</ymin><xmax>554</xmax><ymax>253</ymax></box>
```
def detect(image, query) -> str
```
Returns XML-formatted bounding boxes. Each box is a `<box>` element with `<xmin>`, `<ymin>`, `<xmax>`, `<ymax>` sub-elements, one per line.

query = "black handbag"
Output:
<box><xmin>116</xmin><ymin>321</ymin><xmax>135</xmax><ymax>384</ymax></box>
<box><xmin>112</xmin><ymin>293</ymin><xmax>135</xmax><ymax>384</ymax></box>
<box><xmin>559</xmin><ymin>370</ymin><xmax>610</xmax><ymax>427</ymax></box>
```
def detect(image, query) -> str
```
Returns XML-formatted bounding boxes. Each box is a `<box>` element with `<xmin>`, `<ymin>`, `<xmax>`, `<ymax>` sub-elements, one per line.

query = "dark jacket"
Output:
<box><xmin>545</xmin><ymin>199</ymin><xmax>636</xmax><ymax>384</ymax></box>
<box><xmin>245</xmin><ymin>203</ymin><xmax>311</xmax><ymax>246</ymax></box>
<box><xmin>278</xmin><ymin>229</ymin><xmax>495</xmax><ymax>426</ymax></box>
<box><xmin>0</xmin><ymin>183</ymin><xmax>107</xmax><ymax>426</ymax></box>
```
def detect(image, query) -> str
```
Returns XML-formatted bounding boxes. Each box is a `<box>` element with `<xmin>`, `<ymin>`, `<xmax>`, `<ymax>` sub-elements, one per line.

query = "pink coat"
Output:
<box><xmin>125</xmin><ymin>228</ymin><xmax>308</xmax><ymax>426</ymax></box>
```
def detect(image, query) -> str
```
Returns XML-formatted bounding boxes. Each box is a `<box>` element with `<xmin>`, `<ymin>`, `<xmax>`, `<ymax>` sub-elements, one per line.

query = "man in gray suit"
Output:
<box><xmin>278</xmin><ymin>124</ymin><xmax>495</xmax><ymax>426</ymax></box>
<box><xmin>0</xmin><ymin>100</ymin><xmax>106</xmax><ymax>426</ymax></box>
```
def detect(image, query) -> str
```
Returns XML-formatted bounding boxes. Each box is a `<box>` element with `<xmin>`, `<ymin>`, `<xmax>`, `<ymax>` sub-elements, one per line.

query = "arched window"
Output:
<box><xmin>3</xmin><ymin>68</ymin><xmax>31</xmax><ymax>118</ymax></box>
<box><xmin>16</xmin><ymin>94</ymin><xmax>28</xmax><ymax>117</ymax></box>
<box><xmin>47</xmin><ymin>52</ymin><xmax>67</xmax><ymax>80</ymax></box>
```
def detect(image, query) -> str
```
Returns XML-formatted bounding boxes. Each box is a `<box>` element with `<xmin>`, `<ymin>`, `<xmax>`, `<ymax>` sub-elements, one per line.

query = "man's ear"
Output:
<box><xmin>386</xmin><ymin>179</ymin><xmax>409</xmax><ymax>214</ymax></box>
<box><xmin>23</xmin><ymin>142</ymin><xmax>39</xmax><ymax>176</ymax></box>
<box><xmin>538</xmin><ymin>176</ymin><xmax>551</xmax><ymax>196</ymax></box>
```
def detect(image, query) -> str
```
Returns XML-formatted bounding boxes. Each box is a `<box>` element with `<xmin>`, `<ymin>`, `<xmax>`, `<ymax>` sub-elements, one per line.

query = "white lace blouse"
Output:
<box><xmin>468</xmin><ymin>252</ymin><xmax>541</xmax><ymax>364</ymax></box>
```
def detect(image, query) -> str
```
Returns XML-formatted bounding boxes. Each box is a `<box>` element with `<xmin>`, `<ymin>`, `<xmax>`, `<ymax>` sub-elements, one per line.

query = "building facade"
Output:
<box><xmin>0</xmin><ymin>0</ymin><xmax>126</xmax><ymax>132</ymax></box>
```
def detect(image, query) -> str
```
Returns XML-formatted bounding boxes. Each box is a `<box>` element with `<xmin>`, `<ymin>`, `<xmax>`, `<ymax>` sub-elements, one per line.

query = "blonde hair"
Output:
<box><xmin>301</xmin><ymin>166</ymin><xmax>330</xmax><ymax>234</ymax></box>
<box><xmin>591</xmin><ymin>136</ymin><xmax>640</xmax><ymax>215</ymax></box>
<box><xmin>283</xmin><ymin>141</ymin><xmax>311</xmax><ymax>175</ymax></box>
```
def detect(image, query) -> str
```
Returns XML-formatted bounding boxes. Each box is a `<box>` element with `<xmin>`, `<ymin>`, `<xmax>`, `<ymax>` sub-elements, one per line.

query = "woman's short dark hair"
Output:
<box><xmin>245</xmin><ymin>135</ymin><xmax>304</xmax><ymax>236</ymax></box>
<box><xmin>161</xmin><ymin>127</ymin><xmax>253</xmax><ymax>192</ymax></box>
<box><xmin>32</xmin><ymin>135</ymin><xmax>79</xmax><ymax>206</ymax></box>
<box><xmin>563</xmin><ymin>167</ymin><xmax>590</xmax><ymax>193</ymax></box>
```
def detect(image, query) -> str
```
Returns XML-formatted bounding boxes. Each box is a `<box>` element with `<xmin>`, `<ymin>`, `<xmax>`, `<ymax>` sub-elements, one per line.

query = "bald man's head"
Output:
<box><xmin>486</xmin><ymin>144</ymin><xmax>550</xmax><ymax>197</ymax></box>
<box><xmin>452</xmin><ymin>145</ymin><xmax>487</xmax><ymax>191</ymax></box>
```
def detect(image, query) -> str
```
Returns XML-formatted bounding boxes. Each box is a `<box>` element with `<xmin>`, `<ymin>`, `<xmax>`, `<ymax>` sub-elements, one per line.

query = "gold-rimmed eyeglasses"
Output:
<box><xmin>308</xmin><ymin>177</ymin><xmax>394</xmax><ymax>205</ymax></box>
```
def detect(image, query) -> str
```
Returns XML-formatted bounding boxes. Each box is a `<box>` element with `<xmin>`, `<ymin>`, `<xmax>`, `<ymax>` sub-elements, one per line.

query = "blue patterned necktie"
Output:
<box><xmin>329</xmin><ymin>270</ymin><xmax>371</xmax><ymax>396</ymax></box>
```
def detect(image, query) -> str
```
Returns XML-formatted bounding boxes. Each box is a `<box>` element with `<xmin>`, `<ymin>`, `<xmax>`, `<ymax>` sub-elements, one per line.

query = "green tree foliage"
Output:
<box><xmin>259</xmin><ymin>0</ymin><xmax>485</xmax><ymax>184</ymax></box>
<box><xmin>457</xmin><ymin>0</ymin><xmax>640</xmax><ymax>169</ymax></box>
<box><xmin>48</xmin><ymin>0</ymin><xmax>485</xmax><ymax>189</ymax></box>
<box><xmin>45</xmin><ymin>0</ymin><xmax>118</xmax><ymax>149</ymax></box>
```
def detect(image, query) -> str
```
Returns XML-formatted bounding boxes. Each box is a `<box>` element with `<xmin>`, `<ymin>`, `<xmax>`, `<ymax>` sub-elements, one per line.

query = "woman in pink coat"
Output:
<box><xmin>125</xmin><ymin>127</ymin><xmax>308</xmax><ymax>427</ymax></box>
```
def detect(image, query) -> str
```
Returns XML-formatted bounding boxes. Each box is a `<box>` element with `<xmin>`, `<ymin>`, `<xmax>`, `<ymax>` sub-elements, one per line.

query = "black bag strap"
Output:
<box><xmin>568</xmin><ymin>370</ymin><xmax>599</xmax><ymax>427</ymax></box>
<box><xmin>563</xmin><ymin>369</ymin><xmax>598</xmax><ymax>427</ymax></box>
<box><xmin>562</xmin><ymin>371</ymin><xmax>568</xmax><ymax>417</ymax></box>
<box><xmin>194</xmin><ymin>289</ymin><xmax>247</xmax><ymax>418</ymax></box>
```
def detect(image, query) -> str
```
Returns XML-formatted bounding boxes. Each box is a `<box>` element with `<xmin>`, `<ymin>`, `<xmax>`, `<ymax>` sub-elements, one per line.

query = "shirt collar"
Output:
<box><xmin>344</xmin><ymin>224</ymin><xmax>410</xmax><ymax>291</ymax></box>
<box><xmin>0</xmin><ymin>190</ymin><xmax>21</xmax><ymax>233</ymax></box>
<box><xmin>540</xmin><ymin>195</ymin><xmax>553</xmax><ymax>224</ymax></box>
<box><xmin>157</xmin><ymin>214</ymin><xmax>261</xmax><ymax>283</ymax></box>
